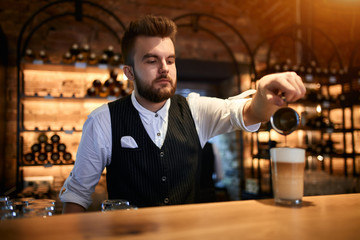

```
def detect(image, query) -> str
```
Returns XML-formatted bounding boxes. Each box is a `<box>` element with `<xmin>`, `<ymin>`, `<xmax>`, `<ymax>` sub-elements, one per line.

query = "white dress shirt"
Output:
<box><xmin>59</xmin><ymin>91</ymin><xmax>260</xmax><ymax>208</ymax></box>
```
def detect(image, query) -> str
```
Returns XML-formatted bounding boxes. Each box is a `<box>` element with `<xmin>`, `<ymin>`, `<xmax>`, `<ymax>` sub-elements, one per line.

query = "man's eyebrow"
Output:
<box><xmin>142</xmin><ymin>53</ymin><xmax>176</xmax><ymax>61</ymax></box>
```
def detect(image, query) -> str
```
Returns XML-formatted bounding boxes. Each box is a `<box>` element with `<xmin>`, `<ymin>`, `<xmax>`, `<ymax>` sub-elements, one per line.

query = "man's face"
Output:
<box><xmin>131</xmin><ymin>36</ymin><xmax>177</xmax><ymax>103</ymax></box>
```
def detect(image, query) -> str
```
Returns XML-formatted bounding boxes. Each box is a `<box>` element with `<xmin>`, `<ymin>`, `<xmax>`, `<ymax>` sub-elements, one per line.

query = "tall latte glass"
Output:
<box><xmin>270</xmin><ymin>147</ymin><xmax>305</xmax><ymax>206</ymax></box>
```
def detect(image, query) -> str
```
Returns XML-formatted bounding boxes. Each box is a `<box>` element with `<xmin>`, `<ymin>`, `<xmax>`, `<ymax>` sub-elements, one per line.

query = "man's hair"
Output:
<box><xmin>121</xmin><ymin>15</ymin><xmax>177</xmax><ymax>66</ymax></box>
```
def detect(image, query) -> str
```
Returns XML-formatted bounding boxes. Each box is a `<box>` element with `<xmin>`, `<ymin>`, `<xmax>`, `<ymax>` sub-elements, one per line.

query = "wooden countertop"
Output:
<box><xmin>1</xmin><ymin>194</ymin><xmax>360</xmax><ymax>240</ymax></box>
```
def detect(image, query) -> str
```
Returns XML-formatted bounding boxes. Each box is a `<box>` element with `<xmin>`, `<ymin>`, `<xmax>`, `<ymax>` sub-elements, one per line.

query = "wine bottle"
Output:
<box><xmin>51</xmin><ymin>152</ymin><xmax>60</xmax><ymax>163</ymax></box>
<box><xmin>99</xmin><ymin>86</ymin><xmax>109</xmax><ymax>98</ymax></box>
<box><xmin>103</xmin><ymin>45</ymin><xmax>114</xmax><ymax>58</ymax></box>
<box><xmin>57</xmin><ymin>143</ymin><xmax>66</xmax><ymax>152</ymax></box>
<box><xmin>87</xmin><ymin>86</ymin><xmax>97</xmax><ymax>97</ymax></box>
<box><xmin>38</xmin><ymin>134</ymin><xmax>48</xmax><ymax>143</ymax></box>
<box><xmin>104</xmin><ymin>77</ymin><xmax>115</xmax><ymax>90</ymax></box>
<box><xmin>44</xmin><ymin>143</ymin><xmax>54</xmax><ymax>152</ymax></box>
<box><xmin>63</xmin><ymin>152</ymin><xmax>72</xmax><ymax>162</ymax></box>
<box><xmin>87</xmin><ymin>52</ymin><xmax>98</xmax><ymax>65</ymax></box>
<box><xmin>50</xmin><ymin>134</ymin><xmax>60</xmax><ymax>144</ymax></box>
<box><xmin>81</xmin><ymin>44</ymin><xmax>90</xmax><ymax>59</ymax></box>
<box><xmin>109</xmin><ymin>86</ymin><xmax>121</xmax><ymax>97</ymax></box>
<box><xmin>31</xmin><ymin>143</ymin><xmax>41</xmax><ymax>153</ymax></box>
<box><xmin>62</xmin><ymin>52</ymin><xmax>73</xmax><ymax>64</ymax></box>
<box><xmin>76</xmin><ymin>53</ymin><xmax>85</xmax><ymax>63</ymax></box>
<box><xmin>110</xmin><ymin>69</ymin><xmax>119</xmax><ymax>80</ymax></box>
<box><xmin>37</xmin><ymin>152</ymin><xmax>48</xmax><ymax>162</ymax></box>
<box><xmin>98</xmin><ymin>54</ymin><xmax>109</xmax><ymax>65</ymax></box>
<box><xmin>39</xmin><ymin>50</ymin><xmax>49</xmax><ymax>63</ymax></box>
<box><xmin>24</xmin><ymin>153</ymin><xmax>35</xmax><ymax>163</ymax></box>
<box><xmin>110</xmin><ymin>54</ymin><xmax>123</xmax><ymax>66</ymax></box>
<box><xmin>70</xmin><ymin>43</ymin><xmax>80</xmax><ymax>57</ymax></box>
<box><xmin>92</xmin><ymin>79</ymin><xmax>102</xmax><ymax>88</ymax></box>
<box><xmin>24</xmin><ymin>49</ymin><xmax>35</xmax><ymax>62</ymax></box>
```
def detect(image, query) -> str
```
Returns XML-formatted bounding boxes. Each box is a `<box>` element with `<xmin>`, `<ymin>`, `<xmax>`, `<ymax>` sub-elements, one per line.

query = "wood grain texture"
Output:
<box><xmin>1</xmin><ymin>194</ymin><xmax>359</xmax><ymax>240</ymax></box>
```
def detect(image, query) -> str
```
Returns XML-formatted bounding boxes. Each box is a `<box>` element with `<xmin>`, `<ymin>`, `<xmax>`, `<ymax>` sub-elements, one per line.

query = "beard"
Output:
<box><xmin>134</xmin><ymin>71</ymin><xmax>176</xmax><ymax>103</ymax></box>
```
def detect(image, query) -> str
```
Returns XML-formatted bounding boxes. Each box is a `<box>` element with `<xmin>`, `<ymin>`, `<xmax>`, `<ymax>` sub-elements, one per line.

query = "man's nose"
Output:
<box><xmin>159</xmin><ymin>60</ymin><xmax>169</xmax><ymax>73</ymax></box>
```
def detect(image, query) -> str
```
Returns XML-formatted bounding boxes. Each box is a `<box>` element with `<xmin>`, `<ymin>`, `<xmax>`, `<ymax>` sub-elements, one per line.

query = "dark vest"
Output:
<box><xmin>107</xmin><ymin>95</ymin><xmax>202</xmax><ymax>207</ymax></box>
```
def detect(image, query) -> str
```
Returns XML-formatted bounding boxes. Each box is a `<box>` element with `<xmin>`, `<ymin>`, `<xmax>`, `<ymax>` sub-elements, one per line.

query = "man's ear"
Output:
<box><xmin>123</xmin><ymin>65</ymin><xmax>134</xmax><ymax>81</ymax></box>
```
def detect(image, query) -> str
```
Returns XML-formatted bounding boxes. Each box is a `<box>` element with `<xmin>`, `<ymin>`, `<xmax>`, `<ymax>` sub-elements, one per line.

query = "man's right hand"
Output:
<box><xmin>62</xmin><ymin>202</ymin><xmax>86</xmax><ymax>214</ymax></box>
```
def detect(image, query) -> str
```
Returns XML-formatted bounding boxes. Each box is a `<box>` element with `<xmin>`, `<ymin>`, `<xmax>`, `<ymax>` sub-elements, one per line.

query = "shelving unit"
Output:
<box><xmin>243</xmin><ymin>25</ymin><xmax>360</xmax><ymax>198</ymax></box>
<box><xmin>15</xmin><ymin>0</ymin><xmax>127</xmax><ymax>192</ymax></box>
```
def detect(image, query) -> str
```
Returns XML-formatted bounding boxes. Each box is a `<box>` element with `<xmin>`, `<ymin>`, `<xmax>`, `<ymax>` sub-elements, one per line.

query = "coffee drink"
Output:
<box><xmin>270</xmin><ymin>148</ymin><xmax>305</xmax><ymax>206</ymax></box>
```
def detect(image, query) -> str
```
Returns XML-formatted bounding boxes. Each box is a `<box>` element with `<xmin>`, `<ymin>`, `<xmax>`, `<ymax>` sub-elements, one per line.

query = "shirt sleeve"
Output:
<box><xmin>187</xmin><ymin>90</ymin><xmax>261</xmax><ymax>147</ymax></box>
<box><xmin>59</xmin><ymin>104</ymin><xmax>112</xmax><ymax>209</ymax></box>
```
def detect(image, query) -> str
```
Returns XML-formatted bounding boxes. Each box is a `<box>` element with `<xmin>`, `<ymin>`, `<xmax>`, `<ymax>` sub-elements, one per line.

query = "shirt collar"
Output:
<box><xmin>131</xmin><ymin>91</ymin><xmax>171</xmax><ymax>125</ymax></box>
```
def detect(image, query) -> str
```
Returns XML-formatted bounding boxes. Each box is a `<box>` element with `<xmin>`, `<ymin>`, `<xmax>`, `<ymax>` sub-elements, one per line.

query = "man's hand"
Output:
<box><xmin>243</xmin><ymin>72</ymin><xmax>306</xmax><ymax>126</ymax></box>
<box><xmin>62</xmin><ymin>202</ymin><xmax>86</xmax><ymax>214</ymax></box>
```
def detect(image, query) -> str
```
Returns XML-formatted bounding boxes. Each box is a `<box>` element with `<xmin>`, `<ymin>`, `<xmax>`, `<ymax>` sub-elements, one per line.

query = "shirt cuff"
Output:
<box><xmin>228</xmin><ymin>90</ymin><xmax>261</xmax><ymax>132</ymax></box>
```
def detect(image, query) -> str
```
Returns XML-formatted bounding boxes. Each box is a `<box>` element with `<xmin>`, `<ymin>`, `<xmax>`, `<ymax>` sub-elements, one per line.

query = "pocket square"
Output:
<box><xmin>121</xmin><ymin>136</ymin><xmax>138</xmax><ymax>148</ymax></box>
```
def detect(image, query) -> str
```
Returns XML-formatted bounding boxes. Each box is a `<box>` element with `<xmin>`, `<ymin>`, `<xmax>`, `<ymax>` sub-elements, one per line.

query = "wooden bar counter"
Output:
<box><xmin>1</xmin><ymin>193</ymin><xmax>359</xmax><ymax>239</ymax></box>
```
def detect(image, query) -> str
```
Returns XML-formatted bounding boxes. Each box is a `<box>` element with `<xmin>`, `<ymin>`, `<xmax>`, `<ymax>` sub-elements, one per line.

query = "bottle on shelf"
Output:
<box><xmin>31</xmin><ymin>143</ymin><xmax>42</xmax><ymax>153</ymax></box>
<box><xmin>37</xmin><ymin>152</ymin><xmax>48</xmax><ymax>162</ymax></box>
<box><xmin>99</xmin><ymin>85</ymin><xmax>109</xmax><ymax>98</ymax></box>
<box><xmin>76</xmin><ymin>53</ymin><xmax>85</xmax><ymax>63</ymax></box>
<box><xmin>98</xmin><ymin>54</ymin><xmax>109</xmax><ymax>65</ymax></box>
<box><xmin>51</xmin><ymin>152</ymin><xmax>60</xmax><ymax>163</ymax></box>
<box><xmin>109</xmin><ymin>85</ymin><xmax>121</xmax><ymax>98</ymax></box>
<box><xmin>50</xmin><ymin>134</ymin><xmax>60</xmax><ymax>144</ymax></box>
<box><xmin>63</xmin><ymin>152</ymin><xmax>73</xmax><ymax>163</ymax></box>
<box><xmin>87</xmin><ymin>52</ymin><xmax>98</xmax><ymax>65</ymax></box>
<box><xmin>57</xmin><ymin>143</ymin><xmax>66</xmax><ymax>152</ymax></box>
<box><xmin>104</xmin><ymin>77</ymin><xmax>115</xmax><ymax>90</ymax></box>
<box><xmin>81</xmin><ymin>44</ymin><xmax>90</xmax><ymax>59</ymax></box>
<box><xmin>24</xmin><ymin>49</ymin><xmax>35</xmax><ymax>62</ymax></box>
<box><xmin>110</xmin><ymin>69</ymin><xmax>119</xmax><ymax>80</ymax></box>
<box><xmin>62</xmin><ymin>52</ymin><xmax>73</xmax><ymax>64</ymax></box>
<box><xmin>38</xmin><ymin>134</ymin><xmax>48</xmax><ymax>144</ymax></box>
<box><xmin>24</xmin><ymin>153</ymin><xmax>35</xmax><ymax>163</ymax></box>
<box><xmin>44</xmin><ymin>143</ymin><xmax>54</xmax><ymax>153</ymax></box>
<box><xmin>110</xmin><ymin>54</ymin><xmax>123</xmax><ymax>66</ymax></box>
<box><xmin>70</xmin><ymin>43</ymin><xmax>80</xmax><ymax>58</ymax></box>
<box><xmin>38</xmin><ymin>50</ymin><xmax>50</xmax><ymax>63</ymax></box>
<box><xmin>103</xmin><ymin>45</ymin><xmax>115</xmax><ymax>58</ymax></box>
<box><xmin>87</xmin><ymin>86</ymin><xmax>97</xmax><ymax>97</ymax></box>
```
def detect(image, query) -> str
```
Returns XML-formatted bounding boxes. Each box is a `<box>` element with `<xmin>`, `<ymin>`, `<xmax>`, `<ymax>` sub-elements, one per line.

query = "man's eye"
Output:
<box><xmin>146</xmin><ymin>59</ymin><xmax>157</xmax><ymax>64</ymax></box>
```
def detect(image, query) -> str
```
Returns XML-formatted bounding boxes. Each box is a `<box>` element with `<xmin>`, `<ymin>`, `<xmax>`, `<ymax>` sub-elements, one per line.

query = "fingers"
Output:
<box><xmin>263</xmin><ymin>71</ymin><xmax>306</xmax><ymax>104</ymax></box>
<box><xmin>282</xmin><ymin>72</ymin><xmax>306</xmax><ymax>102</ymax></box>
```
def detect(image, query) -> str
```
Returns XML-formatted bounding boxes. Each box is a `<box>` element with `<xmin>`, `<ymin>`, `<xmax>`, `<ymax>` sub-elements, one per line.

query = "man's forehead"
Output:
<box><xmin>134</xmin><ymin>36</ymin><xmax>175</xmax><ymax>55</ymax></box>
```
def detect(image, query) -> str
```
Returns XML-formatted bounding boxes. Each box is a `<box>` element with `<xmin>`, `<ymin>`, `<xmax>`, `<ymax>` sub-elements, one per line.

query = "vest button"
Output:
<box><xmin>161</xmin><ymin>176</ymin><xmax>167</xmax><ymax>182</ymax></box>
<box><xmin>164</xmin><ymin>198</ymin><xmax>169</xmax><ymax>204</ymax></box>
<box><xmin>160</xmin><ymin>152</ymin><xmax>164</xmax><ymax>157</ymax></box>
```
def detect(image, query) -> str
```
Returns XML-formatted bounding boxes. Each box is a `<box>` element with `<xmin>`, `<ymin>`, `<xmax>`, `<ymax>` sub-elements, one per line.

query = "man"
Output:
<box><xmin>60</xmin><ymin>15</ymin><xmax>306</xmax><ymax>213</ymax></box>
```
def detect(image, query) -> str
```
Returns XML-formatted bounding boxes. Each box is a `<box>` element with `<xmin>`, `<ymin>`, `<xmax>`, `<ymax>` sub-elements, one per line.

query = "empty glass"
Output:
<box><xmin>101</xmin><ymin>199</ymin><xmax>137</xmax><ymax>211</ymax></box>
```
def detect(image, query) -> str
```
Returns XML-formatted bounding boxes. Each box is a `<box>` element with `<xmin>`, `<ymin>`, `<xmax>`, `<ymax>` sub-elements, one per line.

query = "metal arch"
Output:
<box><xmin>288</xmin><ymin>24</ymin><xmax>344</xmax><ymax>69</ymax></box>
<box><xmin>172</xmin><ymin>13</ymin><xmax>256</xmax><ymax>83</ymax></box>
<box><xmin>176</xmin><ymin>23</ymin><xmax>241</xmax><ymax>93</ymax></box>
<box><xmin>21</xmin><ymin>13</ymin><xmax>122</xmax><ymax>57</ymax></box>
<box><xmin>254</xmin><ymin>24</ymin><xmax>344</xmax><ymax>71</ymax></box>
<box><xmin>348</xmin><ymin>40</ymin><xmax>360</xmax><ymax>70</ymax></box>
<box><xmin>17</xmin><ymin>0</ymin><xmax>125</xmax><ymax>65</ymax></box>
<box><xmin>254</xmin><ymin>33</ymin><xmax>319</xmax><ymax>73</ymax></box>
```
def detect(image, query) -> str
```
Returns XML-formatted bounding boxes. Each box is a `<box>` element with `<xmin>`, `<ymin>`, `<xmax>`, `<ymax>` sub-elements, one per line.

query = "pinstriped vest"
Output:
<box><xmin>107</xmin><ymin>95</ymin><xmax>202</xmax><ymax>208</ymax></box>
